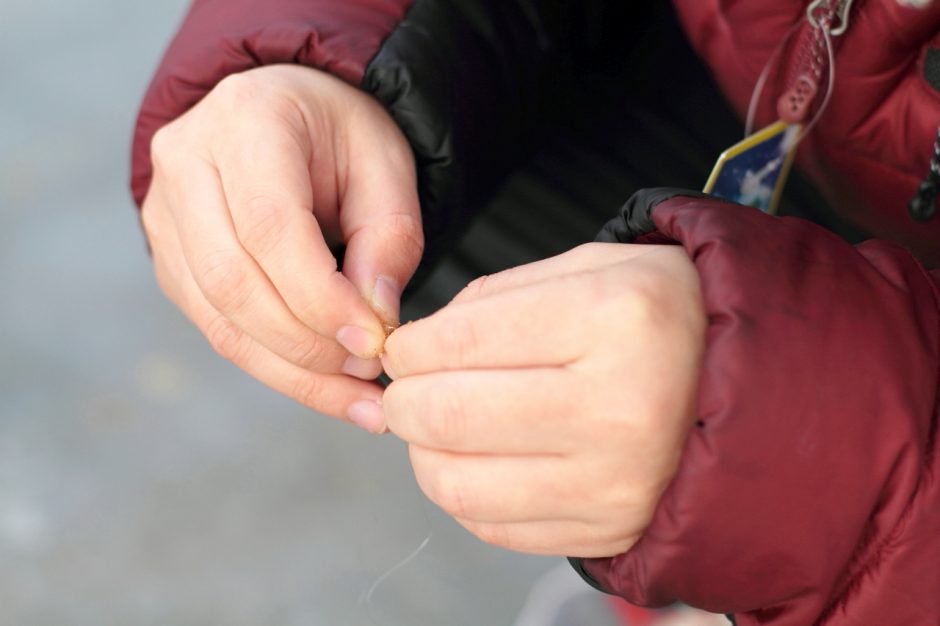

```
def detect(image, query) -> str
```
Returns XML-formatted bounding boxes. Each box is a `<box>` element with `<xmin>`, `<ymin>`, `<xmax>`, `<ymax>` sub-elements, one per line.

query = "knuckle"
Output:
<box><xmin>194</xmin><ymin>252</ymin><xmax>251</xmax><ymax>312</ymax></box>
<box><xmin>291</xmin><ymin>273</ymin><xmax>345</xmax><ymax>331</ymax></box>
<box><xmin>383</xmin><ymin>212</ymin><xmax>425</xmax><ymax>259</ymax></box>
<box><xmin>149</xmin><ymin>124</ymin><xmax>180</xmax><ymax>172</ymax></box>
<box><xmin>287</xmin><ymin>338</ymin><xmax>331</xmax><ymax>371</ymax></box>
<box><xmin>570</xmin><ymin>242</ymin><xmax>603</xmax><ymax>262</ymax></box>
<box><xmin>425</xmin><ymin>467</ymin><xmax>472</xmax><ymax>519</ymax></box>
<box><xmin>214</xmin><ymin>72</ymin><xmax>262</xmax><ymax>104</ymax></box>
<box><xmin>425</xmin><ymin>388</ymin><xmax>467</xmax><ymax>447</ymax></box>
<box><xmin>458</xmin><ymin>274</ymin><xmax>491</xmax><ymax>302</ymax></box>
<box><xmin>442</xmin><ymin>315</ymin><xmax>480</xmax><ymax>366</ymax></box>
<box><xmin>593</xmin><ymin>277</ymin><xmax>660</xmax><ymax>331</ymax></box>
<box><xmin>289</xmin><ymin>373</ymin><xmax>328</xmax><ymax>409</ymax></box>
<box><xmin>627</xmin><ymin>279</ymin><xmax>672</xmax><ymax>324</ymax></box>
<box><xmin>204</xmin><ymin>316</ymin><xmax>247</xmax><ymax>363</ymax></box>
<box><xmin>237</xmin><ymin>195</ymin><xmax>289</xmax><ymax>257</ymax></box>
<box><xmin>622</xmin><ymin>285</ymin><xmax>660</xmax><ymax>323</ymax></box>
<box><xmin>595</xmin><ymin>477</ymin><xmax>638</xmax><ymax>513</ymax></box>
<box><xmin>214</xmin><ymin>72</ymin><xmax>300</xmax><ymax>124</ymax></box>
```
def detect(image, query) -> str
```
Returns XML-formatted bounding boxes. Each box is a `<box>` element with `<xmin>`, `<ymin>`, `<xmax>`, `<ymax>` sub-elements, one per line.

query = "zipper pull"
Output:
<box><xmin>909</xmin><ymin>127</ymin><xmax>940</xmax><ymax>222</ymax></box>
<box><xmin>777</xmin><ymin>0</ymin><xmax>853</xmax><ymax>124</ymax></box>
<box><xmin>806</xmin><ymin>0</ymin><xmax>855</xmax><ymax>37</ymax></box>
<box><xmin>779</xmin><ymin>74</ymin><xmax>819</xmax><ymax>123</ymax></box>
<box><xmin>909</xmin><ymin>180</ymin><xmax>939</xmax><ymax>222</ymax></box>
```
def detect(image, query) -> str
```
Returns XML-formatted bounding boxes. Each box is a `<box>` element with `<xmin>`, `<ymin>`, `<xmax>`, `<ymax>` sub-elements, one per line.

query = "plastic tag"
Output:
<box><xmin>703</xmin><ymin>121</ymin><xmax>800</xmax><ymax>215</ymax></box>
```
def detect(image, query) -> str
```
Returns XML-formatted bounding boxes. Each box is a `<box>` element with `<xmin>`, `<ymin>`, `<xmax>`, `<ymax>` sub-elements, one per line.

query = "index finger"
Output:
<box><xmin>384</xmin><ymin>368</ymin><xmax>578</xmax><ymax>454</ymax></box>
<box><xmin>214</xmin><ymin>97</ymin><xmax>387</xmax><ymax>358</ymax></box>
<box><xmin>382</xmin><ymin>272</ymin><xmax>595</xmax><ymax>378</ymax></box>
<box><xmin>450</xmin><ymin>243</ymin><xmax>655</xmax><ymax>305</ymax></box>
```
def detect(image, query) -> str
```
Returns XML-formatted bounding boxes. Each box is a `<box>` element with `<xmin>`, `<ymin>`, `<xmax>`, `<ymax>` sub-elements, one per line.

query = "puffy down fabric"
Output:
<box><xmin>575</xmin><ymin>189</ymin><xmax>940</xmax><ymax>625</ymax></box>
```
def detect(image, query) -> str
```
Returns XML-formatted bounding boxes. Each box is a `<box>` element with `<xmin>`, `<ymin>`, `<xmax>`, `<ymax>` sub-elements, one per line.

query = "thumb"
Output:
<box><xmin>340</xmin><ymin>117</ymin><xmax>424</xmax><ymax>330</ymax></box>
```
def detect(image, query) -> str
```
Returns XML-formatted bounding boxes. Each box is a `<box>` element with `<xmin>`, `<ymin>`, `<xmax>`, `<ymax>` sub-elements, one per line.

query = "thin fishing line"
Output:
<box><xmin>360</xmin><ymin>531</ymin><xmax>433</xmax><ymax>607</ymax></box>
<box><xmin>357</xmin><ymin>432</ymin><xmax>435</xmax><ymax>626</ymax></box>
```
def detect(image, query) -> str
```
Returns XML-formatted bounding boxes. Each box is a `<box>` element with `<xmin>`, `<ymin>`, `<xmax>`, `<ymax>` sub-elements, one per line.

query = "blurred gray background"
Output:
<box><xmin>0</xmin><ymin>2</ymin><xmax>573</xmax><ymax>624</ymax></box>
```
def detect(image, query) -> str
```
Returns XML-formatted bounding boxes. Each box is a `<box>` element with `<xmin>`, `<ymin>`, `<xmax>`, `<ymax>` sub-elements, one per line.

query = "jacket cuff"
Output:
<box><xmin>575</xmin><ymin>190</ymin><xmax>940</xmax><ymax>625</ymax></box>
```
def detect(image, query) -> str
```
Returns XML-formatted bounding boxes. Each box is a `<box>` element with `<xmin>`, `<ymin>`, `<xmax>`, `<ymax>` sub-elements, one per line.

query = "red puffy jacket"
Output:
<box><xmin>131</xmin><ymin>2</ymin><xmax>940</xmax><ymax>624</ymax></box>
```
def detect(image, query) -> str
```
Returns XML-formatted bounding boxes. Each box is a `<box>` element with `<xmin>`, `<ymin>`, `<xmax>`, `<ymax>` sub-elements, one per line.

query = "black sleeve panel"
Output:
<box><xmin>362</xmin><ymin>0</ymin><xmax>626</xmax><ymax>277</ymax></box>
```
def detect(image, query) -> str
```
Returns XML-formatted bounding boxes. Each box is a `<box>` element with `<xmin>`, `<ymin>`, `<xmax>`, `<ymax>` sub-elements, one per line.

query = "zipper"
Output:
<box><xmin>909</xmin><ymin>128</ymin><xmax>940</xmax><ymax>221</ymax></box>
<box><xmin>776</xmin><ymin>0</ymin><xmax>855</xmax><ymax>124</ymax></box>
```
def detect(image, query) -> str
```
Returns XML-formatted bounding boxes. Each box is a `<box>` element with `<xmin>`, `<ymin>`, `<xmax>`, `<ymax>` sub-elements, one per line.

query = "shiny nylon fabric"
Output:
<box><xmin>580</xmin><ymin>192</ymin><xmax>940</xmax><ymax>625</ymax></box>
<box><xmin>361</xmin><ymin>0</ymin><xmax>606</xmax><ymax>272</ymax></box>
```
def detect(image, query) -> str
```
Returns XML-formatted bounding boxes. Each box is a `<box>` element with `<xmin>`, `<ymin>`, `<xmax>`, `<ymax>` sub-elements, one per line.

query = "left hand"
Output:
<box><xmin>381</xmin><ymin>242</ymin><xmax>706</xmax><ymax>558</ymax></box>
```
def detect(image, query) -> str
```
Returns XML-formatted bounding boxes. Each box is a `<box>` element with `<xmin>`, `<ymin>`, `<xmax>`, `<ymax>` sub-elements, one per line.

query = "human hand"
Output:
<box><xmin>141</xmin><ymin>64</ymin><xmax>423</xmax><ymax>424</ymax></box>
<box><xmin>380</xmin><ymin>243</ymin><xmax>705</xmax><ymax>557</ymax></box>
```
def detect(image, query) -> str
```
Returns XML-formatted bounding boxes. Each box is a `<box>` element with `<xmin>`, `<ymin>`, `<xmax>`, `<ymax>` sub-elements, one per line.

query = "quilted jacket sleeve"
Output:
<box><xmin>130</xmin><ymin>0</ymin><xmax>618</xmax><ymax>267</ymax></box>
<box><xmin>572</xmin><ymin>189</ymin><xmax>940</xmax><ymax>626</ymax></box>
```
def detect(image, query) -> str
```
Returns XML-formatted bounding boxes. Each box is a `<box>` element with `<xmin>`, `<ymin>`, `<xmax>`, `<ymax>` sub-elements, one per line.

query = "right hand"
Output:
<box><xmin>141</xmin><ymin>64</ymin><xmax>423</xmax><ymax>429</ymax></box>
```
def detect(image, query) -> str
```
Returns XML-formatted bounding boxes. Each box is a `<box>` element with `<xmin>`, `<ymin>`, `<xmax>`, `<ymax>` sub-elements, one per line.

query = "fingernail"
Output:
<box><xmin>371</xmin><ymin>276</ymin><xmax>401</xmax><ymax>331</ymax></box>
<box><xmin>336</xmin><ymin>325</ymin><xmax>382</xmax><ymax>358</ymax></box>
<box><xmin>347</xmin><ymin>399</ymin><xmax>386</xmax><ymax>433</ymax></box>
<box><xmin>342</xmin><ymin>355</ymin><xmax>382</xmax><ymax>380</ymax></box>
